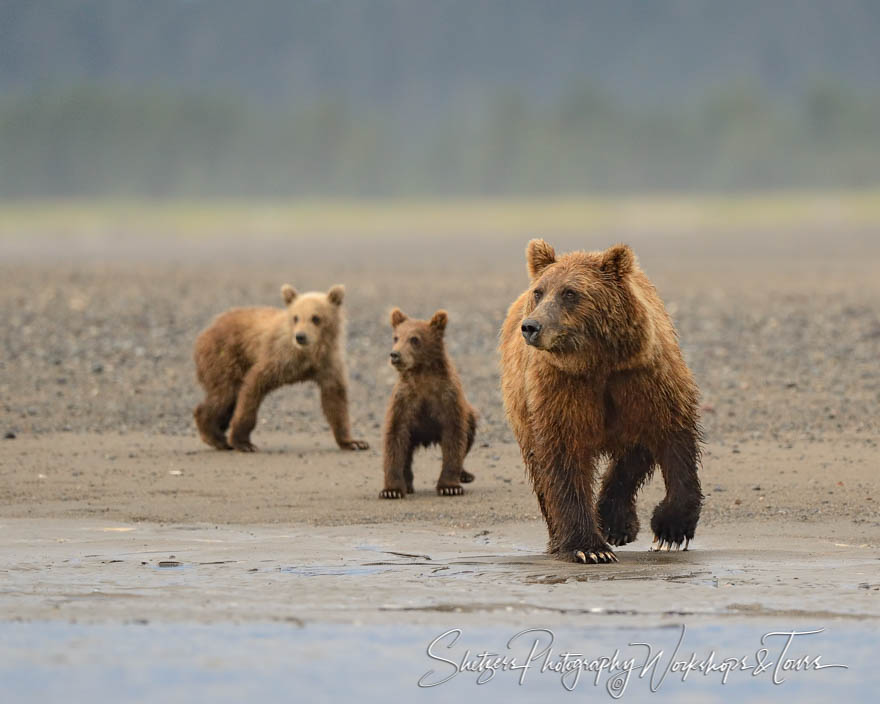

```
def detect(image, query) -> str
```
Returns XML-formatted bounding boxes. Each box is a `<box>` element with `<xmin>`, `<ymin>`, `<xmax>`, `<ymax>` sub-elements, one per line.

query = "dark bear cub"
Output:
<box><xmin>380</xmin><ymin>308</ymin><xmax>477</xmax><ymax>498</ymax></box>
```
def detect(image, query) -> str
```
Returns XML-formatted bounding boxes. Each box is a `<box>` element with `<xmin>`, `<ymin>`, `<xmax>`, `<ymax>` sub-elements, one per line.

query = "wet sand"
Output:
<box><xmin>1</xmin><ymin>222</ymin><xmax>879</xmax><ymax>700</ymax></box>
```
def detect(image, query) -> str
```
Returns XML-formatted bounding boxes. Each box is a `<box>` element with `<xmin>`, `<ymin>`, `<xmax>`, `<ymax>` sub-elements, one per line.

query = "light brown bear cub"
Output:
<box><xmin>194</xmin><ymin>284</ymin><xmax>368</xmax><ymax>453</ymax></box>
<box><xmin>381</xmin><ymin>308</ymin><xmax>477</xmax><ymax>498</ymax></box>
<box><xmin>500</xmin><ymin>239</ymin><xmax>703</xmax><ymax>564</ymax></box>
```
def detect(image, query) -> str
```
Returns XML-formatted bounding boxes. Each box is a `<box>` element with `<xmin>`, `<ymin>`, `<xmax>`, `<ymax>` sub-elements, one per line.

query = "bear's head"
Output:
<box><xmin>519</xmin><ymin>239</ymin><xmax>650</xmax><ymax>370</ymax></box>
<box><xmin>281</xmin><ymin>283</ymin><xmax>344</xmax><ymax>353</ymax></box>
<box><xmin>388</xmin><ymin>308</ymin><xmax>448</xmax><ymax>373</ymax></box>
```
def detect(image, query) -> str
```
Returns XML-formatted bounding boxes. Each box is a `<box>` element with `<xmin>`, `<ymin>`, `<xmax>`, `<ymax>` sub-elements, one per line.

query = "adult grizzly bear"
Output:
<box><xmin>193</xmin><ymin>284</ymin><xmax>369</xmax><ymax>453</ymax></box>
<box><xmin>380</xmin><ymin>308</ymin><xmax>477</xmax><ymax>498</ymax></box>
<box><xmin>500</xmin><ymin>239</ymin><xmax>702</xmax><ymax>564</ymax></box>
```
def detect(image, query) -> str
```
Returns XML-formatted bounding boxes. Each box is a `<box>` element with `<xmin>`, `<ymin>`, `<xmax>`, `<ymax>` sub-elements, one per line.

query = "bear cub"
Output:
<box><xmin>381</xmin><ymin>308</ymin><xmax>477</xmax><ymax>498</ymax></box>
<box><xmin>500</xmin><ymin>239</ymin><xmax>703</xmax><ymax>564</ymax></box>
<box><xmin>193</xmin><ymin>283</ymin><xmax>368</xmax><ymax>453</ymax></box>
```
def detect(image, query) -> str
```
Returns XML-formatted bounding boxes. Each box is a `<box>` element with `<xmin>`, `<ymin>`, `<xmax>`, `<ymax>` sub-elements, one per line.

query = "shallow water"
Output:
<box><xmin>0</xmin><ymin>621</ymin><xmax>873</xmax><ymax>703</ymax></box>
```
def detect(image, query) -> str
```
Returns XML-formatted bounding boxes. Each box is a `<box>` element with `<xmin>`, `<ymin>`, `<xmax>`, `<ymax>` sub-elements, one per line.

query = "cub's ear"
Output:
<box><xmin>600</xmin><ymin>244</ymin><xmax>635</xmax><ymax>280</ymax></box>
<box><xmin>390</xmin><ymin>308</ymin><xmax>407</xmax><ymax>327</ymax></box>
<box><xmin>281</xmin><ymin>284</ymin><xmax>298</xmax><ymax>305</ymax></box>
<box><xmin>327</xmin><ymin>284</ymin><xmax>345</xmax><ymax>306</ymax></box>
<box><xmin>526</xmin><ymin>238</ymin><xmax>556</xmax><ymax>279</ymax></box>
<box><xmin>430</xmin><ymin>310</ymin><xmax>448</xmax><ymax>334</ymax></box>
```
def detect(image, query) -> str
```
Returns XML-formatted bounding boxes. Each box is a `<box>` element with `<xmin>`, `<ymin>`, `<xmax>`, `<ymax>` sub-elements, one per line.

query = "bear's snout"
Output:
<box><xmin>295</xmin><ymin>332</ymin><xmax>308</xmax><ymax>346</ymax></box>
<box><xmin>389</xmin><ymin>351</ymin><xmax>402</xmax><ymax>367</ymax></box>
<box><xmin>521</xmin><ymin>319</ymin><xmax>543</xmax><ymax>346</ymax></box>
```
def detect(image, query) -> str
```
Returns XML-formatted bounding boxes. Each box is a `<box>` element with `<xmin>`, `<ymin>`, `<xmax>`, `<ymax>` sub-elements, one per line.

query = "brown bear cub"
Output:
<box><xmin>193</xmin><ymin>284</ymin><xmax>368</xmax><ymax>453</ymax></box>
<box><xmin>500</xmin><ymin>239</ymin><xmax>703</xmax><ymax>564</ymax></box>
<box><xmin>380</xmin><ymin>308</ymin><xmax>477</xmax><ymax>498</ymax></box>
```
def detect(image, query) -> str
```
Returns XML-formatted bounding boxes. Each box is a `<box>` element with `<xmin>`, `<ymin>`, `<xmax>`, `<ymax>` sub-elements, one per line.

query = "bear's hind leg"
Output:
<box><xmin>598</xmin><ymin>445</ymin><xmax>655</xmax><ymax>546</ymax></box>
<box><xmin>459</xmin><ymin>410</ymin><xmax>477</xmax><ymax>483</ymax></box>
<box><xmin>651</xmin><ymin>430</ymin><xmax>703</xmax><ymax>551</ymax></box>
<box><xmin>194</xmin><ymin>396</ymin><xmax>235</xmax><ymax>450</ymax></box>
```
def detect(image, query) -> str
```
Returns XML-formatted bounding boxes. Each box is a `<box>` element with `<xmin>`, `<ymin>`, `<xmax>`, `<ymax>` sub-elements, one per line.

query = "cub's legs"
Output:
<box><xmin>651</xmin><ymin>429</ymin><xmax>703</xmax><ymax>550</ymax></box>
<box><xmin>460</xmin><ymin>409</ymin><xmax>477</xmax><ymax>484</ymax></box>
<box><xmin>194</xmin><ymin>394</ymin><xmax>236</xmax><ymax>450</ymax></box>
<box><xmin>597</xmin><ymin>445</ymin><xmax>655</xmax><ymax>546</ymax></box>
<box><xmin>381</xmin><ymin>404</ymin><xmax>412</xmax><ymax>499</ymax></box>
<box><xmin>437</xmin><ymin>421</ymin><xmax>469</xmax><ymax>496</ymax></box>
<box><xmin>228</xmin><ymin>365</ymin><xmax>272</xmax><ymax>452</ymax></box>
<box><xmin>318</xmin><ymin>374</ymin><xmax>369</xmax><ymax>451</ymax></box>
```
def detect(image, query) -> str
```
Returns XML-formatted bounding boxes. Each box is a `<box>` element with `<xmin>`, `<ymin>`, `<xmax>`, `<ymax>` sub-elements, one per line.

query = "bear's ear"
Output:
<box><xmin>600</xmin><ymin>244</ymin><xmax>635</xmax><ymax>280</ymax></box>
<box><xmin>327</xmin><ymin>284</ymin><xmax>345</xmax><ymax>306</ymax></box>
<box><xmin>390</xmin><ymin>308</ymin><xmax>407</xmax><ymax>327</ymax></box>
<box><xmin>429</xmin><ymin>310</ymin><xmax>448</xmax><ymax>334</ymax></box>
<box><xmin>281</xmin><ymin>284</ymin><xmax>298</xmax><ymax>305</ymax></box>
<box><xmin>526</xmin><ymin>238</ymin><xmax>556</xmax><ymax>279</ymax></box>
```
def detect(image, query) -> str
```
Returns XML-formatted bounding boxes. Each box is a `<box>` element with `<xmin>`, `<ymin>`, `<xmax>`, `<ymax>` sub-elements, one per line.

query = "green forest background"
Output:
<box><xmin>2</xmin><ymin>0</ymin><xmax>880</xmax><ymax>198</ymax></box>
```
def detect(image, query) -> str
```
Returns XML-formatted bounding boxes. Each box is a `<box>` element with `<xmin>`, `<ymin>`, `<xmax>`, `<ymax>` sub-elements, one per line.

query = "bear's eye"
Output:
<box><xmin>562</xmin><ymin>289</ymin><xmax>578</xmax><ymax>302</ymax></box>
<box><xmin>293</xmin><ymin>315</ymin><xmax>299</xmax><ymax>323</ymax></box>
<box><xmin>409</xmin><ymin>336</ymin><xmax>420</xmax><ymax>346</ymax></box>
<box><xmin>311</xmin><ymin>315</ymin><xmax>321</xmax><ymax>325</ymax></box>
<box><xmin>533</xmin><ymin>289</ymin><xmax>543</xmax><ymax>301</ymax></box>
<box><xmin>393</xmin><ymin>336</ymin><xmax>398</xmax><ymax>343</ymax></box>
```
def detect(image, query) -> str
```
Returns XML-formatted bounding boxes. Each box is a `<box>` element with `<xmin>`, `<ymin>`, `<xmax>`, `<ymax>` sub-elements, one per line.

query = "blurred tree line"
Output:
<box><xmin>2</xmin><ymin>81</ymin><xmax>879</xmax><ymax>197</ymax></box>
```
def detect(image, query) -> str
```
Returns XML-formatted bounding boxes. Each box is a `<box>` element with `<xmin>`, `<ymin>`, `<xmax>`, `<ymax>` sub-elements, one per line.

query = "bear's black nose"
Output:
<box><xmin>295</xmin><ymin>332</ymin><xmax>308</xmax><ymax>345</ymax></box>
<box><xmin>521</xmin><ymin>319</ymin><xmax>542</xmax><ymax>345</ymax></box>
<box><xmin>389</xmin><ymin>351</ymin><xmax>401</xmax><ymax>363</ymax></box>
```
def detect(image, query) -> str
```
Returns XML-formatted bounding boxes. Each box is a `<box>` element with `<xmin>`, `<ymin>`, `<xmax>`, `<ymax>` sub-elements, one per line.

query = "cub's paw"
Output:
<box><xmin>437</xmin><ymin>485</ymin><xmax>464</xmax><ymax>496</ymax></box>
<box><xmin>340</xmin><ymin>439</ymin><xmax>370</xmax><ymax>451</ymax></box>
<box><xmin>230</xmin><ymin>440</ymin><xmax>257</xmax><ymax>452</ymax></box>
<box><xmin>379</xmin><ymin>488</ymin><xmax>405</xmax><ymax>499</ymax></box>
<box><xmin>460</xmin><ymin>469</ymin><xmax>475</xmax><ymax>483</ymax></box>
<box><xmin>557</xmin><ymin>535</ymin><xmax>618</xmax><ymax>564</ymax></box>
<box><xmin>650</xmin><ymin>501</ymin><xmax>698</xmax><ymax>551</ymax></box>
<box><xmin>598</xmin><ymin>502</ymin><xmax>640</xmax><ymax>547</ymax></box>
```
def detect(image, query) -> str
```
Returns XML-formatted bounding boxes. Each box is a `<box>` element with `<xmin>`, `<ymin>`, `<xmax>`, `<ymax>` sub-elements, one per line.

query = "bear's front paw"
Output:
<box><xmin>230</xmin><ymin>440</ymin><xmax>257</xmax><ymax>452</ymax></box>
<box><xmin>650</xmin><ymin>501</ymin><xmax>698</xmax><ymax>551</ymax></box>
<box><xmin>379</xmin><ymin>488</ymin><xmax>405</xmax><ymax>499</ymax></box>
<box><xmin>340</xmin><ymin>439</ymin><xmax>370</xmax><ymax>451</ymax></box>
<box><xmin>459</xmin><ymin>469</ymin><xmax>475</xmax><ymax>483</ymax></box>
<box><xmin>572</xmin><ymin>548</ymin><xmax>618</xmax><ymax>564</ymax></box>
<box><xmin>437</xmin><ymin>484</ymin><xmax>464</xmax><ymax>496</ymax></box>
<box><xmin>599</xmin><ymin>501</ymin><xmax>640</xmax><ymax>546</ymax></box>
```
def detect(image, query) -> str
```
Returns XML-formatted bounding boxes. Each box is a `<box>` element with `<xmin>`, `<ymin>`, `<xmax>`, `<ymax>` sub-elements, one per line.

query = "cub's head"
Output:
<box><xmin>388</xmin><ymin>308</ymin><xmax>448</xmax><ymax>373</ymax></box>
<box><xmin>281</xmin><ymin>283</ymin><xmax>344</xmax><ymax>351</ymax></box>
<box><xmin>520</xmin><ymin>239</ymin><xmax>647</xmax><ymax>367</ymax></box>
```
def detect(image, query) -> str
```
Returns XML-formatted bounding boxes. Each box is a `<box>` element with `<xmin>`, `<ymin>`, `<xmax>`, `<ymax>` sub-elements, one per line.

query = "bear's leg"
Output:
<box><xmin>598</xmin><ymin>445</ymin><xmax>655</xmax><ymax>546</ymax></box>
<box><xmin>402</xmin><ymin>445</ymin><xmax>415</xmax><ymax>494</ymax></box>
<box><xmin>228</xmin><ymin>367</ymin><xmax>271</xmax><ymax>452</ymax></box>
<box><xmin>651</xmin><ymin>429</ymin><xmax>703</xmax><ymax>550</ymax></box>
<box><xmin>194</xmin><ymin>395</ymin><xmax>235</xmax><ymax>450</ymax></box>
<box><xmin>541</xmin><ymin>451</ymin><xmax>617</xmax><ymax>564</ymax></box>
<box><xmin>381</xmin><ymin>425</ymin><xmax>412</xmax><ymax>499</ymax></box>
<box><xmin>460</xmin><ymin>410</ymin><xmax>477</xmax><ymax>484</ymax></box>
<box><xmin>436</xmin><ymin>422</ymin><xmax>468</xmax><ymax>496</ymax></box>
<box><xmin>318</xmin><ymin>375</ymin><xmax>369</xmax><ymax>451</ymax></box>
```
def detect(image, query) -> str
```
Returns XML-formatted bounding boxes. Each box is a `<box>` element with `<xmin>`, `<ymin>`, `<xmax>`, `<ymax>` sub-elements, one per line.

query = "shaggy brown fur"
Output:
<box><xmin>193</xmin><ymin>284</ymin><xmax>368</xmax><ymax>453</ymax></box>
<box><xmin>500</xmin><ymin>239</ymin><xmax>703</xmax><ymax>563</ymax></box>
<box><xmin>380</xmin><ymin>308</ymin><xmax>477</xmax><ymax>498</ymax></box>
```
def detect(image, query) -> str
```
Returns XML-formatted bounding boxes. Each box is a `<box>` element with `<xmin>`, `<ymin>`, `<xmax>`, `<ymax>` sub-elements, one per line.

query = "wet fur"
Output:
<box><xmin>381</xmin><ymin>309</ymin><xmax>477</xmax><ymax>498</ymax></box>
<box><xmin>500</xmin><ymin>240</ymin><xmax>703</xmax><ymax>562</ymax></box>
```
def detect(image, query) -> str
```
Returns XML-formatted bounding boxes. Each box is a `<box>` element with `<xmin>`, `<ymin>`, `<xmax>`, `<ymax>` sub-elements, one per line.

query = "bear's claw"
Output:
<box><xmin>574</xmin><ymin>549</ymin><xmax>618</xmax><ymax>564</ymax></box>
<box><xmin>379</xmin><ymin>488</ymin><xmax>404</xmax><ymax>499</ymax></box>
<box><xmin>651</xmin><ymin>537</ymin><xmax>690</xmax><ymax>552</ymax></box>
<box><xmin>231</xmin><ymin>441</ymin><xmax>257</xmax><ymax>452</ymax></box>
<box><xmin>437</xmin><ymin>485</ymin><xmax>464</xmax><ymax>496</ymax></box>
<box><xmin>341</xmin><ymin>439</ymin><xmax>370</xmax><ymax>451</ymax></box>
